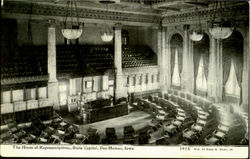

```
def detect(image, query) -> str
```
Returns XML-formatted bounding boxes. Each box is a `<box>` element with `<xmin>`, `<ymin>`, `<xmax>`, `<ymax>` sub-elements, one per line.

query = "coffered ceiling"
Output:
<box><xmin>1</xmin><ymin>0</ymin><xmax>249</xmax><ymax>27</ymax></box>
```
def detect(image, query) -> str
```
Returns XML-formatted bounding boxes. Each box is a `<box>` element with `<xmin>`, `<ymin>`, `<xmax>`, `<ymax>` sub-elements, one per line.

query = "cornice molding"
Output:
<box><xmin>162</xmin><ymin>3</ymin><xmax>249</xmax><ymax>27</ymax></box>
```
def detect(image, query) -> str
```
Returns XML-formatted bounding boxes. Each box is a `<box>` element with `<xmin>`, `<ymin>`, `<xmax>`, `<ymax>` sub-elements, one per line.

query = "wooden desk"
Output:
<box><xmin>191</xmin><ymin>124</ymin><xmax>203</xmax><ymax>132</ymax></box>
<box><xmin>164</xmin><ymin>124</ymin><xmax>177</xmax><ymax>133</ymax></box>
<box><xmin>177</xmin><ymin>108</ymin><xmax>185</xmax><ymax>113</ymax></box>
<box><xmin>172</xmin><ymin>120</ymin><xmax>182</xmax><ymax>128</ymax></box>
<box><xmin>183</xmin><ymin>130</ymin><xmax>196</xmax><ymax>139</ymax></box>
<box><xmin>214</xmin><ymin>131</ymin><xmax>226</xmax><ymax>139</ymax></box>
<box><xmin>218</xmin><ymin>125</ymin><xmax>229</xmax><ymax>133</ymax></box>
<box><xmin>198</xmin><ymin>114</ymin><xmax>207</xmax><ymax>120</ymax></box>
<box><xmin>176</xmin><ymin>116</ymin><xmax>185</xmax><ymax>122</ymax></box>
<box><xmin>197</xmin><ymin>119</ymin><xmax>206</xmax><ymax>127</ymax></box>
<box><xmin>178</xmin><ymin>112</ymin><xmax>186</xmax><ymax>117</ymax></box>
<box><xmin>205</xmin><ymin>136</ymin><xmax>219</xmax><ymax>145</ymax></box>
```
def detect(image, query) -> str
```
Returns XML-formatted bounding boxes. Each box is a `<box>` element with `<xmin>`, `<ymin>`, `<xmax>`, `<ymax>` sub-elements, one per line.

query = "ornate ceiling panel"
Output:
<box><xmin>1</xmin><ymin>0</ymin><xmax>249</xmax><ymax>27</ymax></box>
<box><xmin>1</xmin><ymin>1</ymin><xmax>161</xmax><ymax>25</ymax></box>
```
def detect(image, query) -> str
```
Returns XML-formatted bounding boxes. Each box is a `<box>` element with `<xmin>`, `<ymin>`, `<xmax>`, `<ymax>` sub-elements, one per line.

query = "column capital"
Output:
<box><xmin>48</xmin><ymin>19</ymin><xmax>57</xmax><ymax>28</ymax></box>
<box><xmin>114</xmin><ymin>23</ymin><xmax>123</xmax><ymax>30</ymax></box>
<box><xmin>183</xmin><ymin>24</ymin><xmax>190</xmax><ymax>31</ymax></box>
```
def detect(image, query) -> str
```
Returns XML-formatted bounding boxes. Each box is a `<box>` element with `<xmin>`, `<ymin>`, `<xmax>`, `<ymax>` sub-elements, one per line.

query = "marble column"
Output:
<box><xmin>242</xmin><ymin>28</ymin><xmax>249</xmax><ymax>110</ymax></box>
<box><xmin>114</xmin><ymin>23</ymin><xmax>126</xmax><ymax>100</ymax></box>
<box><xmin>160</xmin><ymin>27</ymin><xmax>170</xmax><ymax>94</ymax></box>
<box><xmin>181</xmin><ymin>25</ymin><xmax>190</xmax><ymax>91</ymax></box>
<box><xmin>207</xmin><ymin>37</ymin><xmax>217</xmax><ymax>102</ymax></box>
<box><xmin>157</xmin><ymin>28</ymin><xmax>162</xmax><ymax>67</ymax></box>
<box><xmin>216</xmin><ymin>39</ymin><xmax>223</xmax><ymax>102</ymax></box>
<box><xmin>47</xmin><ymin>19</ymin><xmax>59</xmax><ymax>110</ymax></box>
<box><xmin>165</xmin><ymin>27</ymin><xmax>172</xmax><ymax>94</ymax></box>
<box><xmin>158</xmin><ymin>28</ymin><xmax>163</xmax><ymax>93</ymax></box>
<box><xmin>188</xmin><ymin>37</ymin><xmax>194</xmax><ymax>93</ymax></box>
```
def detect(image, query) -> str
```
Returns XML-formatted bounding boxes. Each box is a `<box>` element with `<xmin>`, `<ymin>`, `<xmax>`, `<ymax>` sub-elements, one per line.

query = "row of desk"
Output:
<box><xmin>182</xmin><ymin>104</ymin><xmax>208</xmax><ymax>144</ymax></box>
<box><xmin>0</xmin><ymin>114</ymin><xmax>87</xmax><ymax>144</ymax></box>
<box><xmin>205</xmin><ymin>104</ymin><xmax>230</xmax><ymax>145</ymax></box>
<box><xmin>160</xmin><ymin>93</ymin><xmax>210</xmax><ymax>144</ymax></box>
<box><xmin>138</xmin><ymin>93</ymin><xmax>215</xmax><ymax>145</ymax></box>
<box><xmin>154</xmin><ymin>97</ymin><xmax>187</xmax><ymax>137</ymax></box>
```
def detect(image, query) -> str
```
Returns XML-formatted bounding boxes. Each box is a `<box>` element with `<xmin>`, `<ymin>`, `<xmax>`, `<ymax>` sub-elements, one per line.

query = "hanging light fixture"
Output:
<box><xmin>190</xmin><ymin>0</ymin><xmax>203</xmax><ymax>41</ymax></box>
<box><xmin>61</xmin><ymin>0</ymin><xmax>83</xmax><ymax>40</ymax></box>
<box><xmin>208</xmin><ymin>1</ymin><xmax>234</xmax><ymax>40</ymax></box>
<box><xmin>99</xmin><ymin>0</ymin><xmax>115</xmax><ymax>42</ymax></box>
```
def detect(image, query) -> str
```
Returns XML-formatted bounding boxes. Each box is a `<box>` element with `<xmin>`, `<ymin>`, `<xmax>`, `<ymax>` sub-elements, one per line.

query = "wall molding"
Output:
<box><xmin>1</xmin><ymin>75</ymin><xmax>48</xmax><ymax>85</ymax></box>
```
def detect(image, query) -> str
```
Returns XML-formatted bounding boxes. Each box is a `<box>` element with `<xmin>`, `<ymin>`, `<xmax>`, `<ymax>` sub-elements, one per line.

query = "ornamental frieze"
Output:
<box><xmin>162</xmin><ymin>3</ymin><xmax>248</xmax><ymax>26</ymax></box>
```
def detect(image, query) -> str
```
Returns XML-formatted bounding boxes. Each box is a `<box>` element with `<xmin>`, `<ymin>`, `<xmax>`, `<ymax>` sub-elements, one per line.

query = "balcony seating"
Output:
<box><xmin>1</xmin><ymin>46</ymin><xmax>47</xmax><ymax>78</ymax></box>
<box><xmin>122</xmin><ymin>46</ymin><xmax>157</xmax><ymax>68</ymax></box>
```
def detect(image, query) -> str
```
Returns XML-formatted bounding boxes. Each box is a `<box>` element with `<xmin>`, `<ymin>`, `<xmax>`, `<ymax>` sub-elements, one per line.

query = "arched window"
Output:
<box><xmin>193</xmin><ymin>33</ymin><xmax>209</xmax><ymax>96</ymax></box>
<box><xmin>222</xmin><ymin>31</ymin><xmax>243</xmax><ymax>103</ymax></box>
<box><xmin>172</xmin><ymin>48</ymin><xmax>181</xmax><ymax>86</ymax></box>
<box><xmin>196</xmin><ymin>55</ymin><xmax>207</xmax><ymax>91</ymax></box>
<box><xmin>170</xmin><ymin>33</ymin><xmax>183</xmax><ymax>88</ymax></box>
<box><xmin>225</xmin><ymin>59</ymin><xmax>240</xmax><ymax>96</ymax></box>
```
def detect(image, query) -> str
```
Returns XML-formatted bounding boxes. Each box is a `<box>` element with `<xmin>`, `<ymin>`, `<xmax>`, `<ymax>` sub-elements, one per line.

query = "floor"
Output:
<box><xmin>62</xmin><ymin>110</ymin><xmax>152</xmax><ymax>140</ymax></box>
<box><xmin>79</xmin><ymin>111</ymin><xmax>152</xmax><ymax>140</ymax></box>
<box><xmin>57</xmin><ymin>103</ymin><xmax>247</xmax><ymax>145</ymax></box>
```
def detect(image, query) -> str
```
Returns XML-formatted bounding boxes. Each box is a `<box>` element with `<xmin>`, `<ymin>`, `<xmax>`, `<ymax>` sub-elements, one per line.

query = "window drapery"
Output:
<box><xmin>172</xmin><ymin>48</ymin><xmax>181</xmax><ymax>86</ymax></box>
<box><xmin>233</xmin><ymin>53</ymin><xmax>243</xmax><ymax>104</ymax></box>
<box><xmin>193</xmin><ymin>46</ymin><xmax>201</xmax><ymax>94</ymax></box>
<box><xmin>196</xmin><ymin>55</ymin><xmax>208</xmax><ymax>91</ymax></box>
<box><xmin>193</xmin><ymin>34</ymin><xmax>209</xmax><ymax>95</ymax></box>
<box><xmin>225</xmin><ymin>58</ymin><xmax>241</xmax><ymax>97</ymax></box>
<box><xmin>171</xmin><ymin>47</ymin><xmax>176</xmax><ymax>78</ymax></box>
<box><xmin>222</xmin><ymin>31</ymin><xmax>243</xmax><ymax>103</ymax></box>
<box><xmin>171</xmin><ymin>47</ymin><xmax>183</xmax><ymax>76</ymax></box>
<box><xmin>170</xmin><ymin>34</ymin><xmax>183</xmax><ymax>87</ymax></box>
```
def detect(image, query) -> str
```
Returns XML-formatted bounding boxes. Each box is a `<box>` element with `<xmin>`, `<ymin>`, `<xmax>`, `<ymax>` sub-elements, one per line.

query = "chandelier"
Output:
<box><xmin>100</xmin><ymin>0</ymin><xmax>115</xmax><ymax>42</ymax></box>
<box><xmin>208</xmin><ymin>1</ymin><xmax>233</xmax><ymax>40</ymax></box>
<box><xmin>190</xmin><ymin>0</ymin><xmax>203</xmax><ymax>42</ymax></box>
<box><xmin>61</xmin><ymin>0</ymin><xmax>83</xmax><ymax>40</ymax></box>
